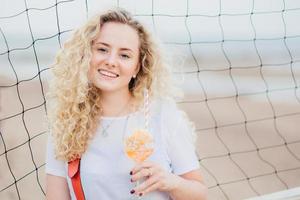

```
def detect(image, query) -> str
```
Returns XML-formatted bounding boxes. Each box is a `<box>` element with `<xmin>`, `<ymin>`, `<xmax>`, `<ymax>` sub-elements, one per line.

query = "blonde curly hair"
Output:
<box><xmin>47</xmin><ymin>8</ymin><xmax>178</xmax><ymax>161</ymax></box>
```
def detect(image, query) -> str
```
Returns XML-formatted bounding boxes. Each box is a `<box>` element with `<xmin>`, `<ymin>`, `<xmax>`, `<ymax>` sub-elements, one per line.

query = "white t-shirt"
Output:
<box><xmin>46</xmin><ymin>98</ymin><xmax>199</xmax><ymax>200</ymax></box>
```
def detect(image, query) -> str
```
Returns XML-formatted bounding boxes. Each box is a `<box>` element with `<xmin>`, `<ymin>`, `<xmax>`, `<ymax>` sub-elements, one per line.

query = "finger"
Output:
<box><xmin>133</xmin><ymin>175</ymin><xmax>159</xmax><ymax>194</ymax></box>
<box><xmin>131</xmin><ymin>167</ymin><xmax>156</xmax><ymax>182</ymax></box>
<box><xmin>131</xmin><ymin>161</ymin><xmax>155</xmax><ymax>175</ymax></box>
<box><xmin>138</xmin><ymin>182</ymin><xmax>161</xmax><ymax>197</ymax></box>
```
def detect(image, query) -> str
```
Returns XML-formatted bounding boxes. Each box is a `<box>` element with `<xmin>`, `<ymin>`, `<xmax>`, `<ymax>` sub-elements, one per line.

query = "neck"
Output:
<box><xmin>100</xmin><ymin>89</ymin><xmax>134</xmax><ymax>117</ymax></box>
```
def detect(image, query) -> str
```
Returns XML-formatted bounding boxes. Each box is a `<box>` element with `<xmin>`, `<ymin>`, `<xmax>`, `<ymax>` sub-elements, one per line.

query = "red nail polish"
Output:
<box><xmin>130</xmin><ymin>178</ymin><xmax>133</xmax><ymax>182</ymax></box>
<box><xmin>130</xmin><ymin>171</ymin><xmax>133</xmax><ymax>175</ymax></box>
<box><xmin>130</xmin><ymin>189</ymin><xmax>135</xmax><ymax>194</ymax></box>
<box><xmin>139</xmin><ymin>193</ymin><xmax>143</xmax><ymax>196</ymax></box>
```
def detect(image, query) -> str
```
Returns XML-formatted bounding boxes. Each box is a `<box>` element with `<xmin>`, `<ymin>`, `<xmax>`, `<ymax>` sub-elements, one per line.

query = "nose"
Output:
<box><xmin>105</xmin><ymin>52</ymin><xmax>118</xmax><ymax>67</ymax></box>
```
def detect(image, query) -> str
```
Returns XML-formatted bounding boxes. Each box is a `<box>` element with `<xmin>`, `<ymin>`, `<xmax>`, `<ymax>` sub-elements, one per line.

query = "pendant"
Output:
<box><xmin>101</xmin><ymin>129</ymin><xmax>109</xmax><ymax>137</ymax></box>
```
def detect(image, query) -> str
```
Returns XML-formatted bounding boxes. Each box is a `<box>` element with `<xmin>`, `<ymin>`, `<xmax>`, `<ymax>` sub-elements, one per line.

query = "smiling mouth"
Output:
<box><xmin>98</xmin><ymin>69</ymin><xmax>119</xmax><ymax>78</ymax></box>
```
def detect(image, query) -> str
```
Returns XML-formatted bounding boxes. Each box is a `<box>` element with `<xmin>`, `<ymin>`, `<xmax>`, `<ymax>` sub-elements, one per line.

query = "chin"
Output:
<box><xmin>93</xmin><ymin>84</ymin><xmax>114</xmax><ymax>91</ymax></box>
<box><xmin>91</xmin><ymin>79</ymin><xmax>130</xmax><ymax>93</ymax></box>
<box><xmin>93</xmin><ymin>83</ymin><xmax>119</xmax><ymax>92</ymax></box>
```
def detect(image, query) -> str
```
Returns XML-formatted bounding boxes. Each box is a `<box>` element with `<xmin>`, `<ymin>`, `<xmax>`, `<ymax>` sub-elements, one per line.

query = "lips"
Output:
<box><xmin>97</xmin><ymin>69</ymin><xmax>119</xmax><ymax>78</ymax></box>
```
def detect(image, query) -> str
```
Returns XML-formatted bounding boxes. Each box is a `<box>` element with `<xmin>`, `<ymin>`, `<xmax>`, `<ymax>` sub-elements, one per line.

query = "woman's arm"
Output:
<box><xmin>130</xmin><ymin>162</ymin><xmax>207</xmax><ymax>200</ymax></box>
<box><xmin>46</xmin><ymin>174</ymin><xmax>71</xmax><ymax>200</ymax></box>
<box><xmin>169</xmin><ymin>169</ymin><xmax>207</xmax><ymax>200</ymax></box>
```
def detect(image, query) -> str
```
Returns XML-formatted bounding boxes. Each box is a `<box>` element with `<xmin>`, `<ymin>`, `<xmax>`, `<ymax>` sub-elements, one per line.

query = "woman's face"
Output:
<box><xmin>88</xmin><ymin>22</ymin><xmax>140</xmax><ymax>94</ymax></box>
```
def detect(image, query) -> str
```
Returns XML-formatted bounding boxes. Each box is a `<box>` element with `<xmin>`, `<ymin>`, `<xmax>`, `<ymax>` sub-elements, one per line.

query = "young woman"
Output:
<box><xmin>46</xmin><ymin>8</ymin><xmax>207</xmax><ymax>200</ymax></box>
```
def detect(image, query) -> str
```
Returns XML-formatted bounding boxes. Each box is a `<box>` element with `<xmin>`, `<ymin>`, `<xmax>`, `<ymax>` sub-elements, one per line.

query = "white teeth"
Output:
<box><xmin>98</xmin><ymin>69</ymin><xmax>118</xmax><ymax>78</ymax></box>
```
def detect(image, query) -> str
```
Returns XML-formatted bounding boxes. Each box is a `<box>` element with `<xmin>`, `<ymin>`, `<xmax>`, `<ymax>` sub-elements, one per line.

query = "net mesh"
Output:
<box><xmin>0</xmin><ymin>0</ymin><xmax>300</xmax><ymax>199</ymax></box>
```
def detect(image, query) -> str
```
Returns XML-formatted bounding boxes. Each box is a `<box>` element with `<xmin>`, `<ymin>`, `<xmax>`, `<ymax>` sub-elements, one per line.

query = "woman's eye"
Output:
<box><xmin>120</xmin><ymin>54</ymin><xmax>130</xmax><ymax>59</ymax></box>
<box><xmin>97</xmin><ymin>48</ymin><xmax>107</xmax><ymax>53</ymax></box>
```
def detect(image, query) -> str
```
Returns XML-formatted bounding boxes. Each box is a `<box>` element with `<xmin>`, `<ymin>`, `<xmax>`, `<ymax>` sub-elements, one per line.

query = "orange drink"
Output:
<box><xmin>124</xmin><ymin>129</ymin><xmax>154</xmax><ymax>163</ymax></box>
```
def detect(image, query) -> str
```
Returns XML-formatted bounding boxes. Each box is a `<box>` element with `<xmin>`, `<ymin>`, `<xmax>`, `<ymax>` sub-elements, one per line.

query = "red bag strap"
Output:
<box><xmin>68</xmin><ymin>158</ymin><xmax>85</xmax><ymax>200</ymax></box>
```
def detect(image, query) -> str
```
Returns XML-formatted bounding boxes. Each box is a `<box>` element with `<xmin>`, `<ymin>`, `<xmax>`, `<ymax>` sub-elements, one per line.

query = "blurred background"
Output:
<box><xmin>0</xmin><ymin>0</ymin><xmax>300</xmax><ymax>199</ymax></box>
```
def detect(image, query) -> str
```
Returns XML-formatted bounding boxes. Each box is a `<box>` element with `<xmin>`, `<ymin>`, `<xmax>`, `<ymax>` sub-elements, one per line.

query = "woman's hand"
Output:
<box><xmin>129</xmin><ymin>161</ymin><xmax>180</xmax><ymax>196</ymax></box>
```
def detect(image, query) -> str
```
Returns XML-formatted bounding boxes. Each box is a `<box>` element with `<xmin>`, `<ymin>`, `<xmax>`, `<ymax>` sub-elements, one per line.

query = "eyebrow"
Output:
<box><xmin>95</xmin><ymin>42</ymin><xmax>134</xmax><ymax>52</ymax></box>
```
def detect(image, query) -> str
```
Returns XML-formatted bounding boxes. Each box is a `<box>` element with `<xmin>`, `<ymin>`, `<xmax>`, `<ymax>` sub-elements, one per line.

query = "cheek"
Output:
<box><xmin>124</xmin><ymin>61</ymin><xmax>139</xmax><ymax>74</ymax></box>
<box><xmin>123</xmin><ymin>66</ymin><xmax>138</xmax><ymax>78</ymax></box>
<box><xmin>87</xmin><ymin>61</ymin><xmax>98</xmax><ymax>79</ymax></box>
<box><xmin>90</xmin><ymin>53</ymin><xmax>105</xmax><ymax>65</ymax></box>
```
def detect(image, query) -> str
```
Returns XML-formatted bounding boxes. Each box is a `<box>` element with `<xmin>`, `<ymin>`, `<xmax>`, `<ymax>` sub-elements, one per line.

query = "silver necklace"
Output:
<box><xmin>101</xmin><ymin>113</ymin><xmax>131</xmax><ymax>137</ymax></box>
<box><xmin>100</xmin><ymin>100</ymin><xmax>133</xmax><ymax>137</ymax></box>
